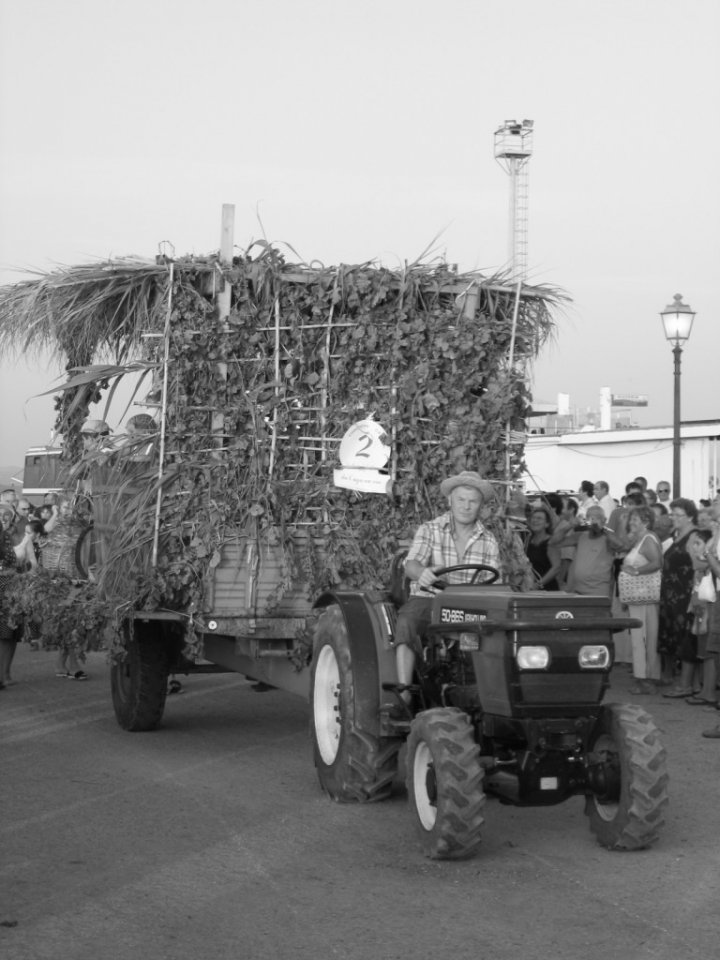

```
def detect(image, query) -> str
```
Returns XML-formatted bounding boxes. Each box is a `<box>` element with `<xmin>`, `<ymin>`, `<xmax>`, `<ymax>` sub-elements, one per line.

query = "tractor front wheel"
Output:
<box><xmin>585</xmin><ymin>702</ymin><xmax>669</xmax><ymax>850</ymax></box>
<box><xmin>406</xmin><ymin>707</ymin><xmax>485</xmax><ymax>860</ymax></box>
<box><xmin>310</xmin><ymin>605</ymin><xmax>400</xmax><ymax>802</ymax></box>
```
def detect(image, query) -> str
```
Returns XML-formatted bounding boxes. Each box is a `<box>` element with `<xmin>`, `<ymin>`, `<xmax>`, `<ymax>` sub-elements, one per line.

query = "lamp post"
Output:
<box><xmin>660</xmin><ymin>293</ymin><xmax>696</xmax><ymax>498</ymax></box>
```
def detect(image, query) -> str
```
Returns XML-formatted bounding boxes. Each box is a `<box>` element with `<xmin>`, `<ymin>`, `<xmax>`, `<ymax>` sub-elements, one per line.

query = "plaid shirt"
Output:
<box><xmin>406</xmin><ymin>511</ymin><xmax>500</xmax><ymax>596</ymax></box>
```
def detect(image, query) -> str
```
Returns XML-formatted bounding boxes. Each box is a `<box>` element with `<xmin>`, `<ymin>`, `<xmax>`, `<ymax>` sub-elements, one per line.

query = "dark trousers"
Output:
<box><xmin>394</xmin><ymin>596</ymin><xmax>433</xmax><ymax>654</ymax></box>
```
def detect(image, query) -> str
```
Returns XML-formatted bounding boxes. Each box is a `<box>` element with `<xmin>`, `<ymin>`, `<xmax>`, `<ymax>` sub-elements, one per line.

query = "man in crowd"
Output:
<box><xmin>593</xmin><ymin>480</ymin><xmax>616</xmax><ymax>522</ymax></box>
<box><xmin>558</xmin><ymin>504</ymin><xmax>623</xmax><ymax>598</ymax></box>
<box><xmin>80</xmin><ymin>418</ymin><xmax>112</xmax><ymax>453</ymax></box>
<box><xmin>655</xmin><ymin>481</ymin><xmax>671</xmax><ymax>504</ymax></box>
<box><xmin>0</xmin><ymin>489</ymin><xmax>17</xmax><ymax>513</ymax></box>
<box><xmin>576</xmin><ymin>480</ymin><xmax>597</xmax><ymax>520</ymax></box>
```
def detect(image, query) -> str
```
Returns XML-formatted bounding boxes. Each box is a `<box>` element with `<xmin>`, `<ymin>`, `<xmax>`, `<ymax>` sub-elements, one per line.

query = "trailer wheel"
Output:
<box><xmin>74</xmin><ymin>524</ymin><xmax>93</xmax><ymax>580</ymax></box>
<box><xmin>585</xmin><ymin>702</ymin><xmax>668</xmax><ymax>850</ymax></box>
<box><xmin>111</xmin><ymin>624</ymin><xmax>171</xmax><ymax>731</ymax></box>
<box><xmin>406</xmin><ymin>707</ymin><xmax>485</xmax><ymax>860</ymax></box>
<box><xmin>311</xmin><ymin>605</ymin><xmax>400</xmax><ymax>802</ymax></box>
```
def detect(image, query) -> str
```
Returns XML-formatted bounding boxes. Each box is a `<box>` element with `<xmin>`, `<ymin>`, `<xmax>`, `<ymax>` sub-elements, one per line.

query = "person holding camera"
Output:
<box><xmin>555</xmin><ymin>504</ymin><xmax>623</xmax><ymax>598</ymax></box>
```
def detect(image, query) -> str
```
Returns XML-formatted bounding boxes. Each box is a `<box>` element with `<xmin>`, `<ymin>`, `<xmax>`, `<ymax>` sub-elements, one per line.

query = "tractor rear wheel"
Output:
<box><xmin>406</xmin><ymin>707</ymin><xmax>485</xmax><ymax>860</ymax></box>
<box><xmin>311</xmin><ymin>605</ymin><xmax>400</xmax><ymax>802</ymax></box>
<box><xmin>585</xmin><ymin>702</ymin><xmax>668</xmax><ymax>850</ymax></box>
<box><xmin>111</xmin><ymin>624</ymin><xmax>171</xmax><ymax>731</ymax></box>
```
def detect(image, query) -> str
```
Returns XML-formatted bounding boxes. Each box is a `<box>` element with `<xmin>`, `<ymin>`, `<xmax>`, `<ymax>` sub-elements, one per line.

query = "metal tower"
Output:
<box><xmin>494</xmin><ymin>119</ymin><xmax>533</xmax><ymax>280</ymax></box>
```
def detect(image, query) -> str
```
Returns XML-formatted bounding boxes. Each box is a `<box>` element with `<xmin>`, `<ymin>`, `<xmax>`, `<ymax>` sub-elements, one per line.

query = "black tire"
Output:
<box><xmin>406</xmin><ymin>707</ymin><xmax>485</xmax><ymax>860</ymax></box>
<box><xmin>111</xmin><ymin>625</ymin><xmax>171</xmax><ymax>732</ymax></box>
<box><xmin>585</xmin><ymin>702</ymin><xmax>669</xmax><ymax>850</ymax></box>
<box><xmin>310</xmin><ymin>605</ymin><xmax>401</xmax><ymax>802</ymax></box>
<box><xmin>74</xmin><ymin>524</ymin><xmax>93</xmax><ymax>580</ymax></box>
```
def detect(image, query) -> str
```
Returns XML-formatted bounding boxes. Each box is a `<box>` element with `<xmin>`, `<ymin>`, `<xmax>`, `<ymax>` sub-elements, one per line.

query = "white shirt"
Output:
<box><xmin>576</xmin><ymin>496</ymin><xmax>598</xmax><ymax>520</ymax></box>
<box><xmin>596</xmin><ymin>494</ymin><xmax>616</xmax><ymax>523</ymax></box>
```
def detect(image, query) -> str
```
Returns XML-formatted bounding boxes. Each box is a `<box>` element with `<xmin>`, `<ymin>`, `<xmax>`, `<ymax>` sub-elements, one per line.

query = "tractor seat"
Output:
<box><xmin>388</xmin><ymin>549</ymin><xmax>410</xmax><ymax>608</ymax></box>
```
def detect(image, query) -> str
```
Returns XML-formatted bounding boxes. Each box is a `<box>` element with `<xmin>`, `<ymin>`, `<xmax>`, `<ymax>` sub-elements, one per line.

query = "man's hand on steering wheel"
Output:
<box><xmin>416</xmin><ymin>566</ymin><xmax>441</xmax><ymax>591</ymax></box>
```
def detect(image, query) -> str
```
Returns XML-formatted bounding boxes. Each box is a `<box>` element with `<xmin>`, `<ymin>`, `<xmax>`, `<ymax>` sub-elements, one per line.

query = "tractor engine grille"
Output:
<box><xmin>518</xmin><ymin>674</ymin><xmax>606</xmax><ymax>704</ymax></box>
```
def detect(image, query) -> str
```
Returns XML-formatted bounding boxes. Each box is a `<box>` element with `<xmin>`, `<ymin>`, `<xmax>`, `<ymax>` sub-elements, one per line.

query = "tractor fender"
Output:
<box><xmin>313</xmin><ymin>590</ymin><xmax>390</xmax><ymax>739</ymax></box>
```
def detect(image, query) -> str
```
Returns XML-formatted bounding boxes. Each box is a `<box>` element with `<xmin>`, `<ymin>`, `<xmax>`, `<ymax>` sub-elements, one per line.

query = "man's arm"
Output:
<box><xmin>405</xmin><ymin>558</ymin><xmax>440</xmax><ymax>590</ymax></box>
<box><xmin>43</xmin><ymin>505</ymin><xmax>60</xmax><ymax>533</ymax></box>
<box><xmin>549</xmin><ymin>517</ymin><xmax>579</xmax><ymax>546</ymax></box>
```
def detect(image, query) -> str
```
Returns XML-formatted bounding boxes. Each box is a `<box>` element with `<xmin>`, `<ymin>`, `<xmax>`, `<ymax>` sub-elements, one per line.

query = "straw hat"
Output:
<box><xmin>440</xmin><ymin>471</ymin><xmax>496</xmax><ymax>502</ymax></box>
<box><xmin>80</xmin><ymin>418</ymin><xmax>110</xmax><ymax>436</ymax></box>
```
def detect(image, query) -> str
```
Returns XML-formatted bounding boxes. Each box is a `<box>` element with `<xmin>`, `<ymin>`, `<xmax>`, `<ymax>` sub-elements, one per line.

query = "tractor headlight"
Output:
<box><xmin>579</xmin><ymin>645</ymin><xmax>610</xmax><ymax>669</ymax></box>
<box><xmin>459</xmin><ymin>632</ymin><xmax>479</xmax><ymax>651</ymax></box>
<box><xmin>516</xmin><ymin>646</ymin><xmax>550</xmax><ymax>670</ymax></box>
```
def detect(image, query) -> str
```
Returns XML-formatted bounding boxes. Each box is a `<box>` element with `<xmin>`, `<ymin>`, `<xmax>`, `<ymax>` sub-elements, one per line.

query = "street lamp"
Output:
<box><xmin>660</xmin><ymin>293</ymin><xmax>696</xmax><ymax>498</ymax></box>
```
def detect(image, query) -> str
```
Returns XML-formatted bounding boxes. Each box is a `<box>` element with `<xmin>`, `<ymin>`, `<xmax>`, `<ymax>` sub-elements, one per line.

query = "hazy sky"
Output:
<box><xmin>1</xmin><ymin>0</ymin><xmax>718</xmax><ymax>468</ymax></box>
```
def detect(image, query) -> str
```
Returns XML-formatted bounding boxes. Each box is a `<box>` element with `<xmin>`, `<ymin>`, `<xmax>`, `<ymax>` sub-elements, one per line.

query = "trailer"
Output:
<box><xmin>0</xmin><ymin>207</ymin><xmax>561</xmax><ymax>724</ymax></box>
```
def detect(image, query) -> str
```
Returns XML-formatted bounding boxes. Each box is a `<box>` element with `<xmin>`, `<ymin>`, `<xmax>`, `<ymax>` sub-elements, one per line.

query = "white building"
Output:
<box><xmin>523</xmin><ymin>421</ymin><xmax>720</xmax><ymax>503</ymax></box>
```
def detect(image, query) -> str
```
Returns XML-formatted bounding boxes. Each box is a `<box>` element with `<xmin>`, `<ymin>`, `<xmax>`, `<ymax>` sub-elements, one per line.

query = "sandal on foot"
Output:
<box><xmin>68</xmin><ymin>671</ymin><xmax>88</xmax><ymax>681</ymax></box>
<box><xmin>701</xmin><ymin>726</ymin><xmax>720</xmax><ymax>739</ymax></box>
<box><xmin>686</xmin><ymin>696</ymin><xmax>717</xmax><ymax>706</ymax></box>
<box><xmin>662</xmin><ymin>688</ymin><xmax>695</xmax><ymax>698</ymax></box>
<box><xmin>56</xmin><ymin>672</ymin><xmax>71</xmax><ymax>678</ymax></box>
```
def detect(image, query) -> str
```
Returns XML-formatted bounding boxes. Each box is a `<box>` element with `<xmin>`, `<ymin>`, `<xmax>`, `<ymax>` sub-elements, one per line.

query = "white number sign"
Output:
<box><xmin>338</xmin><ymin>419</ymin><xmax>391</xmax><ymax>469</ymax></box>
<box><xmin>334</xmin><ymin>419</ymin><xmax>392</xmax><ymax>495</ymax></box>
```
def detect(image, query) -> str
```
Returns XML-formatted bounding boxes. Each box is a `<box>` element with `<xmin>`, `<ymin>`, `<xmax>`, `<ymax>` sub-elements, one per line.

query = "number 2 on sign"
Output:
<box><xmin>338</xmin><ymin>419</ymin><xmax>391</xmax><ymax>469</ymax></box>
<box><xmin>355</xmin><ymin>433</ymin><xmax>372</xmax><ymax>458</ymax></box>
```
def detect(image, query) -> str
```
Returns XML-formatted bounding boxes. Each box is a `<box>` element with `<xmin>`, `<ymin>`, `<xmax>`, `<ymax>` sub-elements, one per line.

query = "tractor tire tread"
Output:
<box><xmin>311</xmin><ymin>606</ymin><xmax>401</xmax><ymax>803</ymax></box>
<box><xmin>407</xmin><ymin>708</ymin><xmax>485</xmax><ymax>860</ymax></box>
<box><xmin>586</xmin><ymin>702</ymin><xmax>669</xmax><ymax>851</ymax></box>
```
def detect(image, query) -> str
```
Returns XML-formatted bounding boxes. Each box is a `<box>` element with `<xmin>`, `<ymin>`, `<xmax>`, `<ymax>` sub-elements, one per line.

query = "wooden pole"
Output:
<box><xmin>152</xmin><ymin>262</ymin><xmax>175</xmax><ymax>568</ymax></box>
<box><xmin>212</xmin><ymin>204</ymin><xmax>234</xmax><ymax>449</ymax></box>
<box><xmin>217</xmin><ymin>203</ymin><xmax>235</xmax><ymax>325</ymax></box>
<box><xmin>504</xmin><ymin>280</ymin><xmax>523</xmax><ymax>502</ymax></box>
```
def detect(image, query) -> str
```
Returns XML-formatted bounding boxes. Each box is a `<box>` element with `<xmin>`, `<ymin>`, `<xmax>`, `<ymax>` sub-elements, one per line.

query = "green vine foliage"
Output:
<box><xmin>0</xmin><ymin>250</ymin><xmax>562</xmax><ymax>656</ymax></box>
<box><xmin>88</xmin><ymin>254</ymin><xmax>557</xmax><ymax>628</ymax></box>
<box><xmin>4</xmin><ymin>569</ymin><xmax>113</xmax><ymax>655</ymax></box>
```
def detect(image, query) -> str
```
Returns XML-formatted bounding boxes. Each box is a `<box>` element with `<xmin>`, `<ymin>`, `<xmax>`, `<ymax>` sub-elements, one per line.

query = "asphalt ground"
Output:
<box><xmin>1</xmin><ymin>642</ymin><xmax>719</xmax><ymax>960</ymax></box>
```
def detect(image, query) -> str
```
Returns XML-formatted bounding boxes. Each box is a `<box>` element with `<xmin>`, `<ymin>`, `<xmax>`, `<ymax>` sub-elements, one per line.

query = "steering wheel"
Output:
<box><xmin>420</xmin><ymin>562</ymin><xmax>500</xmax><ymax>592</ymax></box>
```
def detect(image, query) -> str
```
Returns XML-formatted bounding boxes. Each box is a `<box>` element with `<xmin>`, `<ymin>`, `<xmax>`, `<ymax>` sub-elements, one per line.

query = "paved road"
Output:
<box><xmin>1</xmin><ymin>643</ymin><xmax>719</xmax><ymax>960</ymax></box>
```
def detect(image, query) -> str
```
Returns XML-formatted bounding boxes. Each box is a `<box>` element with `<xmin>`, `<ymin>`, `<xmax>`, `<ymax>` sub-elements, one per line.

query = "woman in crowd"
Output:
<box><xmin>619</xmin><ymin>506</ymin><xmax>663</xmax><ymax>694</ymax></box>
<box><xmin>14</xmin><ymin>519</ymin><xmax>43</xmax><ymax>571</ymax></box>
<box><xmin>659</xmin><ymin>498</ymin><xmax>699</xmax><ymax>693</ymax></box>
<box><xmin>700</xmin><ymin>496</ymin><xmax>720</xmax><ymax>736</ymax></box>
<box><xmin>525</xmin><ymin>505</ymin><xmax>562</xmax><ymax>591</ymax></box>
<box><xmin>651</xmin><ymin>502</ymin><xmax>674</xmax><ymax>551</ymax></box>
<box><xmin>37</xmin><ymin>504</ymin><xmax>53</xmax><ymax>524</ymax></box>
<box><xmin>41</xmin><ymin>496</ymin><xmax>89</xmax><ymax>679</ymax></box>
<box><xmin>0</xmin><ymin>504</ymin><xmax>20</xmax><ymax>688</ymax></box>
<box><xmin>666</xmin><ymin>529</ymin><xmax>714</xmax><ymax>701</ymax></box>
<box><xmin>42</xmin><ymin>496</ymin><xmax>83</xmax><ymax>576</ymax></box>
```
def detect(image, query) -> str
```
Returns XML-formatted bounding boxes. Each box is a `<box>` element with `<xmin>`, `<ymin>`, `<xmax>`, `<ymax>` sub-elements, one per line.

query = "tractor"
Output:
<box><xmin>310</xmin><ymin>560</ymin><xmax>669</xmax><ymax>860</ymax></box>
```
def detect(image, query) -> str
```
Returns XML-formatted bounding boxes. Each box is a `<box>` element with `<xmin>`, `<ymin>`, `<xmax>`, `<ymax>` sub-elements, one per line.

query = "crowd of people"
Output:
<box><xmin>0</xmin><ymin>414</ymin><xmax>160</xmax><ymax>690</ymax></box>
<box><xmin>0</xmin><ymin>487</ymin><xmax>89</xmax><ymax>686</ymax></box>
<box><xmin>522</xmin><ymin>476</ymin><xmax>720</xmax><ymax>739</ymax></box>
<box><xmin>3</xmin><ymin>434</ymin><xmax>720</xmax><ymax>743</ymax></box>
<box><xmin>393</xmin><ymin>469</ymin><xmax>719</xmax><ymax>740</ymax></box>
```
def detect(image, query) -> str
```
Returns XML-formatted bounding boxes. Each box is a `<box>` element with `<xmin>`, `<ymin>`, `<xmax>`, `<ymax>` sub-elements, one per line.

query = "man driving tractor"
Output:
<box><xmin>394</xmin><ymin>471</ymin><xmax>503</xmax><ymax>704</ymax></box>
